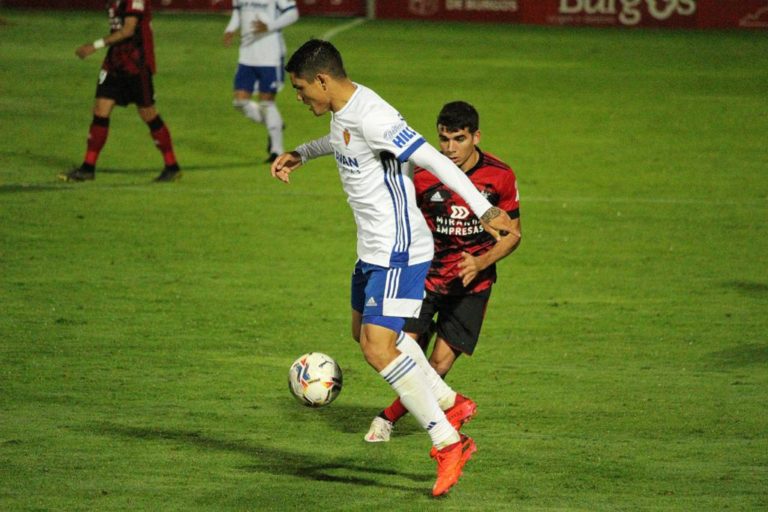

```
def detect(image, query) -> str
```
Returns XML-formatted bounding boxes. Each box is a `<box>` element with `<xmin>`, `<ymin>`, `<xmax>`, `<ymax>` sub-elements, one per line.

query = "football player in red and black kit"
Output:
<box><xmin>60</xmin><ymin>0</ymin><xmax>181</xmax><ymax>182</ymax></box>
<box><xmin>365</xmin><ymin>101</ymin><xmax>522</xmax><ymax>442</ymax></box>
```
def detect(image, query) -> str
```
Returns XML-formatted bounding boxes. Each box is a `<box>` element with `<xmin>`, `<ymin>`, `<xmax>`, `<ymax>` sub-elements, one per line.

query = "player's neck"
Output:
<box><xmin>329</xmin><ymin>80</ymin><xmax>358</xmax><ymax>113</ymax></box>
<box><xmin>461</xmin><ymin>148</ymin><xmax>480</xmax><ymax>173</ymax></box>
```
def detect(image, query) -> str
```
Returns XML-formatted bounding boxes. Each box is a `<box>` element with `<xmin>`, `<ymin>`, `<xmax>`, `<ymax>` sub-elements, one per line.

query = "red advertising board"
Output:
<box><xmin>153</xmin><ymin>0</ymin><xmax>230</xmax><ymax>11</ymax></box>
<box><xmin>0</xmin><ymin>0</ymin><xmax>365</xmax><ymax>15</ymax></box>
<box><xmin>698</xmin><ymin>0</ymin><xmax>768</xmax><ymax>29</ymax></box>
<box><xmin>157</xmin><ymin>0</ymin><xmax>365</xmax><ymax>15</ymax></box>
<box><xmin>4</xmin><ymin>0</ymin><xmax>767</xmax><ymax>29</ymax></box>
<box><xmin>376</xmin><ymin>0</ymin><xmax>524</xmax><ymax>23</ymax></box>
<box><xmin>375</xmin><ymin>0</ymin><xmax>768</xmax><ymax>29</ymax></box>
<box><xmin>297</xmin><ymin>0</ymin><xmax>365</xmax><ymax>16</ymax></box>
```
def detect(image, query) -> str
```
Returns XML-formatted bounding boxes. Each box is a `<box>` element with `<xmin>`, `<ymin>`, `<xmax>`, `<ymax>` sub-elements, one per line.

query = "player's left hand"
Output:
<box><xmin>75</xmin><ymin>44</ymin><xmax>96</xmax><ymax>60</ymax></box>
<box><xmin>458</xmin><ymin>251</ymin><xmax>481</xmax><ymax>287</ymax></box>
<box><xmin>252</xmin><ymin>20</ymin><xmax>269</xmax><ymax>33</ymax></box>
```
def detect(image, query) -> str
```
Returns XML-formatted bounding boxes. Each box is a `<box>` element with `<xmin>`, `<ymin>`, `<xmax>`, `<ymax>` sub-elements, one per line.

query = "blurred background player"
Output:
<box><xmin>365</xmin><ymin>101</ymin><xmax>522</xmax><ymax>443</ymax></box>
<box><xmin>224</xmin><ymin>0</ymin><xmax>298</xmax><ymax>163</ymax></box>
<box><xmin>60</xmin><ymin>0</ymin><xmax>181</xmax><ymax>183</ymax></box>
<box><xmin>271</xmin><ymin>39</ymin><xmax>518</xmax><ymax>496</ymax></box>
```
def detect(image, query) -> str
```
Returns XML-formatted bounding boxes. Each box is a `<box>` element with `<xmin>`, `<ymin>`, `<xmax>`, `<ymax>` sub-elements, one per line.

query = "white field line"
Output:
<box><xmin>321</xmin><ymin>18</ymin><xmax>367</xmax><ymax>41</ymax></box>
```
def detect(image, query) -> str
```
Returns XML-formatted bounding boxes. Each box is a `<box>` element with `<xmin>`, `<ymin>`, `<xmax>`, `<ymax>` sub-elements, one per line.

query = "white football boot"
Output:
<box><xmin>364</xmin><ymin>416</ymin><xmax>393</xmax><ymax>443</ymax></box>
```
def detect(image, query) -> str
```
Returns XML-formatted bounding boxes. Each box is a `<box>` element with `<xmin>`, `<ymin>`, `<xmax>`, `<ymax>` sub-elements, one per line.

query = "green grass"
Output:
<box><xmin>1</xmin><ymin>9</ymin><xmax>767</xmax><ymax>511</ymax></box>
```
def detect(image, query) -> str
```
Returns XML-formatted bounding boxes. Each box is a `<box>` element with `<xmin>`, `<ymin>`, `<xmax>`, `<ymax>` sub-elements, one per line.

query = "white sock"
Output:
<box><xmin>396</xmin><ymin>332</ymin><xmax>457</xmax><ymax>410</ymax></box>
<box><xmin>380</xmin><ymin>352</ymin><xmax>459</xmax><ymax>449</ymax></box>
<box><xmin>259</xmin><ymin>101</ymin><xmax>284</xmax><ymax>154</ymax></box>
<box><xmin>233</xmin><ymin>99</ymin><xmax>263</xmax><ymax>124</ymax></box>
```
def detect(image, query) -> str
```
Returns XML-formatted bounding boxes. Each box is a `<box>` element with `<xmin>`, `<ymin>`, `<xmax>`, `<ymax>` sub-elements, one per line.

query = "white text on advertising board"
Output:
<box><xmin>559</xmin><ymin>0</ymin><xmax>696</xmax><ymax>26</ymax></box>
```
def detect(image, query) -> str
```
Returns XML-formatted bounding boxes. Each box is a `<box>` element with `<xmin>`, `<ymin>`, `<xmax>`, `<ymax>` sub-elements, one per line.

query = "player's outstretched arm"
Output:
<box><xmin>270</xmin><ymin>152</ymin><xmax>304</xmax><ymax>184</ymax></box>
<box><xmin>410</xmin><ymin>143</ymin><xmax>506</xmax><ymax>231</ymax></box>
<box><xmin>271</xmin><ymin>134</ymin><xmax>333</xmax><ymax>184</ymax></box>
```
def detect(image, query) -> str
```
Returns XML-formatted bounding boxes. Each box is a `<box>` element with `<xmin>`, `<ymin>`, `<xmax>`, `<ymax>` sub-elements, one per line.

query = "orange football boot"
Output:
<box><xmin>444</xmin><ymin>394</ymin><xmax>477</xmax><ymax>430</ymax></box>
<box><xmin>431</xmin><ymin>434</ymin><xmax>477</xmax><ymax>497</ymax></box>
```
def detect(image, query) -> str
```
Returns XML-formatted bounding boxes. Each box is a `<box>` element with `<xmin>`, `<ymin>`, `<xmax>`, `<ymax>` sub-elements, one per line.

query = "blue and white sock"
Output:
<box><xmin>380</xmin><ymin>352</ymin><xmax>459</xmax><ymax>449</ymax></box>
<box><xmin>259</xmin><ymin>101</ymin><xmax>284</xmax><ymax>154</ymax></box>
<box><xmin>233</xmin><ymin>99</ymin><xmax>263</xmax><ymax>124</ymax></box>
<box><xmin>396</xmin><ymin>332</ymin><xmax>457</xmax><ymax>410</ymax></box>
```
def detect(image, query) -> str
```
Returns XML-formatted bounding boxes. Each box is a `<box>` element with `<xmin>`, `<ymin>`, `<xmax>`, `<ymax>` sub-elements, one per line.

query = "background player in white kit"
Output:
<box><xmin>270</xmin><ymin>39</ymin><xmax>518</xmax><ymax>497</ymax></box>
<box><xmin>223</xmin><ymin>0</ymin><xmax>298</xmax><ymax>162</ymax></box>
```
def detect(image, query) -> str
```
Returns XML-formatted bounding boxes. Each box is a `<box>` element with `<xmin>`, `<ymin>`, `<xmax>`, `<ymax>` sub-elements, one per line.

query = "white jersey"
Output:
<box><xmin>329</xmin><ymin>84</ymin><xmax>434</xmax><ymax>268</ymax></box>
<box><xmin>226</xmin><ymin>0</ymin><xmax>298</xmax><ymax>67</ymax></box>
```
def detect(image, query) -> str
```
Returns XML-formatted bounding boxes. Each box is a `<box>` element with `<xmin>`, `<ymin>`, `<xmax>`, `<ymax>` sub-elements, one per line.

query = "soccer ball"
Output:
<box><xmin>288</xmin><ymin>352</ymin><xmax>343</xmax><ymax>407</ymax></box>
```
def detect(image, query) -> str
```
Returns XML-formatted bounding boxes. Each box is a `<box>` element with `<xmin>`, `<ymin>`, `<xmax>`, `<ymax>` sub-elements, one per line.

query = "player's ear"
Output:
<box><xmin>316</xmin><ymin>74</ymin><xmax>329</xmax><ymax>90</ymax></box>
<box><xmin>473</xmin><ymin>130</ymin><xmax>481</xmax><ymax>145</ymax></box>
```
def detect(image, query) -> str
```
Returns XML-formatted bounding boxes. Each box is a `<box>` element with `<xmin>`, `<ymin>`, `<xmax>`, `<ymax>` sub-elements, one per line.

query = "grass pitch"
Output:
<box><xmin>1</xmin><ymin>10</ymin><xmax>767</xmax><ymax>511</ymax></box>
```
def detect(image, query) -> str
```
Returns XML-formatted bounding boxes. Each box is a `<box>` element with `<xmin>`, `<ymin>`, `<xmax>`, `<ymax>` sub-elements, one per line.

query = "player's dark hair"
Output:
<box><xmin>437</xmin><ymin>101</ymin><xmax>480</xmax><ymax>133</ymax></box>
<box><xmin>285</xmin><ymin>39</ymin><xmax>347</xmax><ymax>80</ymax></box>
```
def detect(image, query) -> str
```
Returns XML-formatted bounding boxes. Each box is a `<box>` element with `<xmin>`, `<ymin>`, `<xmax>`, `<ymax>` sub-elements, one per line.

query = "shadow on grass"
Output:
<box><xmin>724</xmin><ymin>280</ymin><xmax>768</xmax><ymax>297</ymax></box>
<box><xmin>93</xmin><ymin>423</ymin><xmax>430</xmax><ymax>493</ymax></box>
<box><xmin>0</xmin><ymin>161</ymin><xmax>255</xmax><ymax>194</ymax></box>
<box><xmin>0</xmin><ymin>183</ymin><xmax>77</xmax><ymax>194</ymax></box>
<box><xmin>99</xmin><ymin>162</ymin><xmax>260</xmax><ymax>176</ymax></box>
<box><xmin>707</xmin><ymin>343</ymin><xmax>768</xmax><ymax>368</ymax></box>
<box><xmin>0</xmin><ymin>149</ymin><xmax>74</xmax><ymax>170</ymax></box>
<box><xmin>300</xmin><ymin>402</ymin><xmax>421</xmax><ymax>438</ymax></box>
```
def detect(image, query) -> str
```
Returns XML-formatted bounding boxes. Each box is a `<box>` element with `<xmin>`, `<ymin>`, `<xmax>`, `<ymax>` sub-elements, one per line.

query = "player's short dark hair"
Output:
<box><xmin>285</xmin><ymin>39</ymin><xmax>347</xmax><ymax>80</ymax></box>
<box><xmin>437</xmin><ymin>101</ymin><xmax>480</xmax><ymax>133</ymax></box>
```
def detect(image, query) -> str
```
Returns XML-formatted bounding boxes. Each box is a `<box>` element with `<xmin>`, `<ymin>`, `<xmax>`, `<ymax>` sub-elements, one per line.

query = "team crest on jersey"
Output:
<box><xmin>132</xmin><ymin>0</ymin><xmax>145</xmax><ymax>11</ymax></box>
<box><xmin>343</xmin><ymin>128</ymin><xmax>351</xmax><ymax>146</ymax></box>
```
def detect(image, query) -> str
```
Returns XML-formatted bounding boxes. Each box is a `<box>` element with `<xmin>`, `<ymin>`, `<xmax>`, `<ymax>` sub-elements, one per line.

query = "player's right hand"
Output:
<box><xmin>75</xmin><ymin>44</ymin><xmax>95</xmax><ymax>60</ymax></box>
<box><xmin>270</xmin><ymin>151</ymin><xmax>303</xmax><ymax>184</ymax></box>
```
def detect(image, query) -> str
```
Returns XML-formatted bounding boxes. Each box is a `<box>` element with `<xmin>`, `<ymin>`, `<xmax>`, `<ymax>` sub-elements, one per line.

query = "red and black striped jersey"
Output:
<box><xmin>413</xmin><ymin>149</ymin><xmax>519</xmax><ymax>296</ymax></box>
<box><xmin>103</xmin><ymin>0</ymin><xmax>155</xmax><ymax>75</ymax></box>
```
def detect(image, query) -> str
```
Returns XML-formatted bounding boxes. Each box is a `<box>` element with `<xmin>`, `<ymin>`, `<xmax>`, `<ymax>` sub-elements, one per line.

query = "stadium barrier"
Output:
<box><xmin>4</xmin><ymin>0</ymin><xmax>767</xmax><ymax>29</ymax></box>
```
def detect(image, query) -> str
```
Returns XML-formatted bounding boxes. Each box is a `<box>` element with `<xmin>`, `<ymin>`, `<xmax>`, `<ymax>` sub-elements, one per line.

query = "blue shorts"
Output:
<box><xmin>351</xmin><ymin>260</ymin><xmax>430</xmax><ymax>333</ymax></box>
<box><xmin>233</xmin><ymin>63</ymin><xmax>283</xmax><ymax>94</ymax></box>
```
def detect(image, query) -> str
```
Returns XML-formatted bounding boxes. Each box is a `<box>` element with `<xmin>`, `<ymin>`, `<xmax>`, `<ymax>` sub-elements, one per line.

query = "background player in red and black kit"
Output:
<box><xmin>365</xmin><ymin>101</ymin><xmax>522</xmax><ymax>442</ymax></box>
<box><xmin>60</xmin><ymin>0</ymin><xmax>181</xmax><ymax>182</ymax></box>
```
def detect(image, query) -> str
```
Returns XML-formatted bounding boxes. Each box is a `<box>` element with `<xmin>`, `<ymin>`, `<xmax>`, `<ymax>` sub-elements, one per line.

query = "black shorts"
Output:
<box><xmin>95</xmin><ymin>68</ymin><xmax>155</xmax><ymax>107</ymax></box>
<box><xmin>403</xmin><ymin>288</ymin><xmax>491</xmax><ymax>356</ymax></box>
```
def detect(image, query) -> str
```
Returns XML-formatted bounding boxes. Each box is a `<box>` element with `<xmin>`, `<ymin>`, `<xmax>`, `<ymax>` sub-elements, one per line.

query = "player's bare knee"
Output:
<box><xmin>361</xmin><ymin>349</ymin><xmax>389</xmax><ymax>372</ymax></box>
<box><xmin>359</xmin><ymin>339</ymin><xmax>392</xmax><ymax>371</ymax></box>
<box><xmin>138</xmin><ymin>107</ymin><xmax>158</xmax><ymax>123</ymax></box>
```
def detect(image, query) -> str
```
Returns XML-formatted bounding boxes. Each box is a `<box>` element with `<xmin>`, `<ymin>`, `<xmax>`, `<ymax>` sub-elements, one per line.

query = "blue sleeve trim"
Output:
<box><xmin>397</xmin><ymin>137</ymin><xmax>425</xmax><ymax>163</ymax></box>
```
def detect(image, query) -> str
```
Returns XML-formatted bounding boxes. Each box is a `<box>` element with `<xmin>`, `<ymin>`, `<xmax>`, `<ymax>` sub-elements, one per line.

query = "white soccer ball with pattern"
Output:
<box><xmin>288</xmin><ymin>352</ymin><xmax>343</xmax><ymax>407</ymax></box>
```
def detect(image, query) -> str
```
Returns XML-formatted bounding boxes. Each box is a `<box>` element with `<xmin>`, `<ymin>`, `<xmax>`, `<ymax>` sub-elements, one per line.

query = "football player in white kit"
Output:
<box><xmin>270</xmin><ymin>39</ymin><xmax>518</xmax><ymax>497</ymax></box>
<box><xmin>223</xmin><ymin>0</ymin><xmax>298</xmax><ymax>162</ymax></box>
